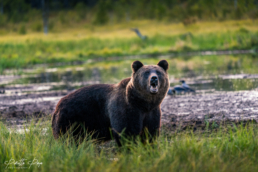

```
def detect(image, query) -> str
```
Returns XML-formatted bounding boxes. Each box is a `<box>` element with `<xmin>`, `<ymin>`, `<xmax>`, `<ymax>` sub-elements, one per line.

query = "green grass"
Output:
<box><xmin>1</xmin><ymin>120</ymin><xmax>258</xmax><ymax>172</ymax></box>
<box><xmin>1</xmin><ymin>20</ymin><xmax>258</xmax><ymax>72</ymax></box>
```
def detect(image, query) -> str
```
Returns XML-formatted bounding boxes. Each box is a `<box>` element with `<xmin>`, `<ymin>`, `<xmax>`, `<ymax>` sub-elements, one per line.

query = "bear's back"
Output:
<box><xmin>54</xmin><ymin>84</ymin><xmax>113</xmax><ymax>119</ymax></box>
<box><xmin>54</xmin><ymin>77</ymin><xmax>131</xmax><ymax>120</ymax></box>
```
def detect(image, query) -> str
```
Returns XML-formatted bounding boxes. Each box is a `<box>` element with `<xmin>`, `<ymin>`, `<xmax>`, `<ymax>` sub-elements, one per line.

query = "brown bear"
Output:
<box><xmin>52</xmin><ymin>60</ymin><xmax>169</xmax><ymax>146</ymax></box>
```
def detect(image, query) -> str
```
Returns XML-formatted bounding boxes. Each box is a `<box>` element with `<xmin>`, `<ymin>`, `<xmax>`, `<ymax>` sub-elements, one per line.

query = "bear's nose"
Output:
<box><xmin>151</xmin><ymin>76</ymin><xmax>158</xmax><ymax>81</ymax></box>
<box><xmin>150</xmin><ymin>76</ymin><xmax>158</xmax><ymax>86</ymax></box>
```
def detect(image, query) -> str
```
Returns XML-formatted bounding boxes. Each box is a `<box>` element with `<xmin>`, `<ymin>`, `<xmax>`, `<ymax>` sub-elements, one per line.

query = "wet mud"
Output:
<box><xmin>162</xmin><ymin>91</ymin><xmax>258</xmax><ymax>130</ymax></box>
<box><xmin>1</xmin><ymin>90</ymin><xmax>258</xmax><ymax>130</ymax></box>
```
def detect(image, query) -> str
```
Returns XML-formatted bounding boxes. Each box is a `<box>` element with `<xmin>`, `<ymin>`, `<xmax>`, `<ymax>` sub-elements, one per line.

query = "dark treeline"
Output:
<box><xmin>0</xmin><ymin>0</ymin><xmax>258</xmax><ymax>28</ymax></box>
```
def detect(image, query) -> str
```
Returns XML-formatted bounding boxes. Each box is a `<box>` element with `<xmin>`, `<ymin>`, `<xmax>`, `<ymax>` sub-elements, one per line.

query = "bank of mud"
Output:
<box><xmin>1</xmin><ymin>90</ymin><xmax>258</xmax><ymax>130</ymax></box>
<box><xmin>161</xmin><ymin>90</ymin><xmax>258</xmax><ymax>131</ymax></box>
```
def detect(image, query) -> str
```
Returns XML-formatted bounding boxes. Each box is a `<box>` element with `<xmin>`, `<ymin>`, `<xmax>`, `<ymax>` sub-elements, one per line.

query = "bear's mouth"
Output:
<box><xmin>150</xmin><ymin>75</ymin><xmax>159</xmax><ymax>94</ymax></box>
<box><xmin>150</xmin><ymin>83</ymin><xmax>158</xmax><ymax>94</ymax></box>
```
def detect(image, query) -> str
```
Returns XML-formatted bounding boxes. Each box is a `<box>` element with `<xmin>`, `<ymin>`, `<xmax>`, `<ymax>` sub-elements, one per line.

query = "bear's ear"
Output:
<box><xmin>157</xmin><ymin>60</ymin><xmax>169</xmax><ymax>72</ymax></box>
<box><xmin>132</xmin><ymin>60</ymin><xmax>144</xmax><ymax>73</ymax></box>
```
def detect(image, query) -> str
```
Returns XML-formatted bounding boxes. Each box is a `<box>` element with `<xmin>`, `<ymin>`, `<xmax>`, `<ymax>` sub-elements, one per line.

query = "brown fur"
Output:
<box><xmin>52</xmin><ymin>60</ymin><xmax>169</xmax><ymax>146</ymax></box>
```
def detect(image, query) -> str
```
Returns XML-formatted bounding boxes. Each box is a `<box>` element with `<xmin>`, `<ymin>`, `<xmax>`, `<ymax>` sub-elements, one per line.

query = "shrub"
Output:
<box><xmin>0</xmin><ymin>14</ymin><xmax>7</xmax><ymax>27</ymax></box>
<box><xmin>19</xmin><ymin>25</ymin><xmax>27</xmax><ymax>35</ymax></box>
<box><xmin>59</xmin><ymin>11</ymin><xmax>68</xmax><ymax>25</ymax></box>
<box><xmin>31</xmin><ymin>22</ymin><xmax>42</xmax><ymax>32</ymax></box>
<box><xmin>48</xmin><ymin>21</ymin><xmax>55</xmax><ymax>31</ymax></box>
<box><xmin>93</xmin><ymin>0</ymin><xmax>109</xmax><ymax>25</ymax></box>
<box><xmin>250</xmin><ymin>35</ymin><xmax>258</xmax><ymax>47</ymax></box>
<box><xmin>182</xmin><ymin>16</ymin><xmax>198</xmax><ymax>26</ymax></box>
<box><xmin>238</xmin><ymin>27</ymin><xmax>249</xmax><ymax>34</ymax></box>
<box><xmin>75</xmin><ymin>2</ymin><xmax>87</xmax><ymax>20</ymax></box>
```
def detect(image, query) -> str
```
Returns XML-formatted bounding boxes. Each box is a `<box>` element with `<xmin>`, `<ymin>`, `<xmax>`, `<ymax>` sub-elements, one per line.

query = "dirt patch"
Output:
<box><xmin>162</xmin><ymin>91</ymin><xmax>258</xmax><ymax>130</ymax></box>
<box><xmin>1</xmin><ymin>91</ymin><xmax>258</xmax><ymax>129</ymax></box>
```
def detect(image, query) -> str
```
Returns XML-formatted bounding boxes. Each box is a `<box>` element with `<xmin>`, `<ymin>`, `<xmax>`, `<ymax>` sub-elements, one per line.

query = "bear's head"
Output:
<box><xmin>131</xmin><ymin>60</ymin><xmax>169</xmax><ymax>97</ymax></box>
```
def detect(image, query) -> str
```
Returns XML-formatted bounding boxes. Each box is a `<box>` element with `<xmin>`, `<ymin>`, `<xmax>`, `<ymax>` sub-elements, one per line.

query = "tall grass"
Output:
<box><xmin>1</xmin><ymin>119</ymin><xmax>258</xmax><ymax>172</ymax></box>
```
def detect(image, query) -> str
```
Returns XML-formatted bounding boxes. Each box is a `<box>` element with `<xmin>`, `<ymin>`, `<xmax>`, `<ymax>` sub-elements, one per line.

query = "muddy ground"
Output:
<box><xmin>1</xmin><ymin>90</ymin><xmax>258</xmax><ymax>130</ymax></box>
<box><xmin>161</xmin><ymin>90</ymin><xmax>258</xmax><ymax>130</ymax></box>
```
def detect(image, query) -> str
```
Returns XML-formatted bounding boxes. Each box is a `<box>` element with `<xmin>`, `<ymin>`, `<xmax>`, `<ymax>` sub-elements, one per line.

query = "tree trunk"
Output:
<box><xmin>126</xmin><ymin>11</ymin><xmax>130</xmax><ymax>22</ymax></box>
<box><xmin>42</xmin><ymin>0</ymin><xmax>48</xmax><ymax>34</ymax></box>
<box><xmin>234</xmin><ymin>0</ymin><xmax>238</xmax><ymax>9</ymax></box>
<box><xmin>0</xmin><ymin>0</ymin><xmax>3</xmax><ymax>14</ymax></box>
<box><xmin>64</xmin><ymin>0</ymin><xmax>69</xmax><ymax>9</ymax></box>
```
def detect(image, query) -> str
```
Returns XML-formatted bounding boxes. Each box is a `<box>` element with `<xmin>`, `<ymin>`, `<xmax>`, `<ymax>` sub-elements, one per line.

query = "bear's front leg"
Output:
<box><xmin>110</xmin><ymin>110</ymin><xmax>144</xmax><ymax>147</ymax></box>
<box><xmin>141</xmin><ymin>107</ymin><xmax>161</xmax><ymax>144</ymax></box>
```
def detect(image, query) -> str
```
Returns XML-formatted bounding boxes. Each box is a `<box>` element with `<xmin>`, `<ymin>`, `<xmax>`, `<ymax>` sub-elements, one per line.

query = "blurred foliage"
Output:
<box><xmin>0</xmin><ymin>1</ymin><xmax>257</xmax><ymax>70</ymax></box>
<box><xmin>31</xmin><ymin>22</ymin><xmax>43</xmax><ymax>32</ymax></box>
<box><xmin>18</xmin><ymin>24</ymin><xmax>26</xmax><ymax>35</ymax></box>
<box><xmin>93</xmin><ymin>0</ymin><xmax>110</xmax><ymax>25</ymax></box>
<box><xmin>0</xmin><ymin>27</ymin><xmax>258</xmax><ymax>71</ymax></box>
<box><xmin>0</xmin><ymin>0</ymin><xmax>258</xmax><ymax>30</ymax></box>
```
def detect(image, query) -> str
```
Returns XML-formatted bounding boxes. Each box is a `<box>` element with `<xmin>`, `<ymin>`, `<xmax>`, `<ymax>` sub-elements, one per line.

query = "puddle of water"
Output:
<box><xmin>1</xmin><ymin>55</ymin><xmax>258</xmax><ymax>95</ymax></box>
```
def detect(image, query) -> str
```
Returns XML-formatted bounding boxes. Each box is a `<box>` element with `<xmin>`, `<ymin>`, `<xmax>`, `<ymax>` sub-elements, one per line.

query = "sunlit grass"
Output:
<box><xmin>0</xmin><ymin>19</ymin><xmax>258</xmax><ymax>42</ymax></box>
<box><xmin>0</xmin><ymin>19</ymin><xmax>258</xmax><ymax>72</ymax></box>
<box><xmin>1</xmin><ymin>120</ymin><xmax>258</xmax><ymax>172</ymax></box>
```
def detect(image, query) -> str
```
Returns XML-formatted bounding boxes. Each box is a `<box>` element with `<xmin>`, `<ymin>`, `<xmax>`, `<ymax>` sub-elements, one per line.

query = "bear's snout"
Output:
<box><xmin>150</xmin><ymin>76</ymin><xmax>159</xmax><ymax>94</ymax></box>
<box><xmin>150</xmin><ymin>76</ymin><xmax>158</xmax><ymax>86</ymax></box>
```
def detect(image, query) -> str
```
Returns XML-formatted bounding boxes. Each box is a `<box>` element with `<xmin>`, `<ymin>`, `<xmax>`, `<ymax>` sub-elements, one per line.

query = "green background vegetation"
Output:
<box><xmin>0</xmin><ymin>0</ymin><xmax>258</xmax><ymax>71</ymax></box>
<box><xmin>1</xmin><ymin>20</ymin><xmax>258</xmax><ymax>72</ymax></box>
<box><xmin>0</xmin><ymin>0</ymin><xmax>258</xmax><ymax>28</ymax></box>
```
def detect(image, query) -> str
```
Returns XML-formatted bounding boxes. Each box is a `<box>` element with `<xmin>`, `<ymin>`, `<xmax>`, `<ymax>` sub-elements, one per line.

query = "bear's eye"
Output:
<box><xmin>156</xmin><ymin>71</ymin><xmax>161</xmax><ymax>76</ymax></box>
<box><xmin>144</xmin><ymin>71</ymin><xmax>150</xmax><ymax>77</ymax></box>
